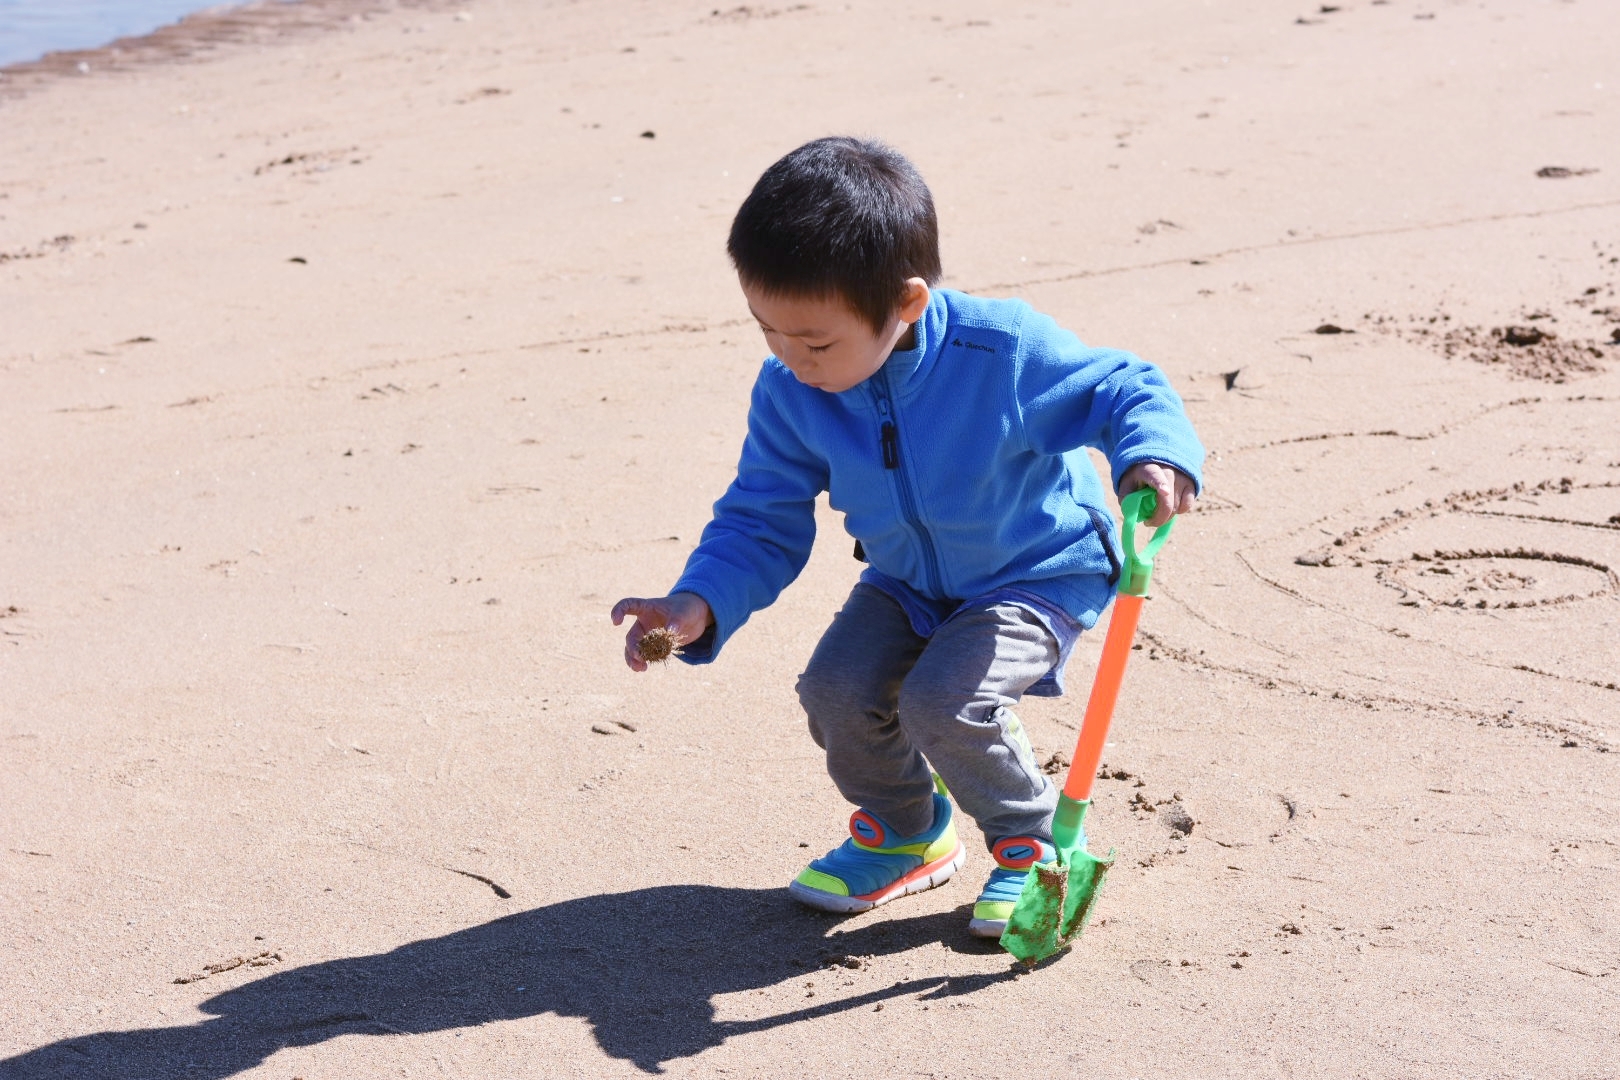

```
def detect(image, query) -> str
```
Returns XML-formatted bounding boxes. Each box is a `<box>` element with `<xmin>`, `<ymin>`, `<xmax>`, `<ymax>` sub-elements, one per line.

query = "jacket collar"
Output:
<box><xmin>847</xmin><ymin>287</ymin><xmax>949</xmax><ymax>406</ymax></box>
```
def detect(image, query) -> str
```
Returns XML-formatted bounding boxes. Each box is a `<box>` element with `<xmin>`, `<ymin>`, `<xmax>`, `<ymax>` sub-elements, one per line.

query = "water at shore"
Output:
<box><xmin>0</xmin><ymin>0</ymin><xmax>291</xmax><ymax>68</ymax></box>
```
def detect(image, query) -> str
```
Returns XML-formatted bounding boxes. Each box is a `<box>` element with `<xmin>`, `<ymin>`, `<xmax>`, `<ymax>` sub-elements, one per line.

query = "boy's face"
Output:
<box><xmin>742</xmin><ymin>278</ymin><xmax>930</xmax><ymax>394</ymax></box>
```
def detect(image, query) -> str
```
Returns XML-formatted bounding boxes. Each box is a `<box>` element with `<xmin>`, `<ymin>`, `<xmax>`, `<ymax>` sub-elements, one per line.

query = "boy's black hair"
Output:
<box><xmin>728</xmin><ymin>137</ymin><xmax>942</xmax><ymax>333</ymax></box>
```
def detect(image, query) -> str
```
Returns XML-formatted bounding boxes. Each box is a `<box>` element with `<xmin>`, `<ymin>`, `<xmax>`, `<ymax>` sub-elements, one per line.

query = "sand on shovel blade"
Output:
<box><xmin>1001</xmin><ymin>853</ymin><xmax>1113</xmax><ymax>965</ymax></box>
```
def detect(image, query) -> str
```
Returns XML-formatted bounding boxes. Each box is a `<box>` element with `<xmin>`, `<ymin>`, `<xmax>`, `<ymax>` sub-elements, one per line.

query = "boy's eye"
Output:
<box><xmin>808</xmin><ymin>343</ymin><xmax>833</xmax><ymax>353</ymax></box>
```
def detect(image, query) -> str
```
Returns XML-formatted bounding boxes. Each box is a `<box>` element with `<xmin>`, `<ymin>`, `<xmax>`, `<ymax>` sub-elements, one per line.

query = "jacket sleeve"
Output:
<box><xmin>1012</xmin><ymin>309</ymin><xmax>1206</xmax><ymax>494</ymax></box>
<box><xmin>669</xmin><ymin>366</ymin><xmax>827</xmax><ymax>663</ymax></box>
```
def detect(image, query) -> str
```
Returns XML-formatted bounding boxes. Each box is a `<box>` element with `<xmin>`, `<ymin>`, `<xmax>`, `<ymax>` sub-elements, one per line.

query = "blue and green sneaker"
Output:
<box><xmin>967</xmin><ymin>835</ymin><xmax>1057</xmax><ymax>938</ymax></box>
<box><xmin>788</xmin><ymin>791</ymin><xmax>964</xmax><ymax>914</ymax></box>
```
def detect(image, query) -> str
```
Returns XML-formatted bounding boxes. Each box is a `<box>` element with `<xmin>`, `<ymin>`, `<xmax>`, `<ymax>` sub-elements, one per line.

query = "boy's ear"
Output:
<box><xmin>897</xmin><ymin>278</ymin><xmax>931</xmax><ymax>324</ymax></box>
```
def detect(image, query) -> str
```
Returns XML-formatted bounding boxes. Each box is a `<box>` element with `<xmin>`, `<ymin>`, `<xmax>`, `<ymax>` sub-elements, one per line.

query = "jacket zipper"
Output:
<box><xmin>874</xmin><ymin>371</ymin><xmax>943</xmax><ymax>596</ymax></box>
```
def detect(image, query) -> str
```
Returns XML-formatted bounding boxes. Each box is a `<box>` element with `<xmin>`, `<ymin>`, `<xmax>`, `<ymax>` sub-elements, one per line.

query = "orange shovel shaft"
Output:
<box><xmin>1062</xmin><ymin>593</ymin><xmax>1145</xmax><ymax>802</ymax></box>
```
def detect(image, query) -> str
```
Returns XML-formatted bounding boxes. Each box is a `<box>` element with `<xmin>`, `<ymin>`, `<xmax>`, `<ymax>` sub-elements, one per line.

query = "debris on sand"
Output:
<box><xmin>1454</xmin><ymin>324</ymin><xmax>1607</xmax><ymax>381</ymax></box>
<box><xmin>174</xmin><ymin>950</ymin><xmax>282</xmax><ymax>984</ymax></box>
<box><xmin>1498</xmin><ymin>325</ymin><xmax>1549</xmax><ymax>347</ymax></box>
<box><xmin>820</xmin><ymin>952</ymin><xmax>863</xmax><ymax>969</ymax></box>
<box><xmin>1367</xmin><ymin>312</ymin><xmax>1609</xmax><ymax>382</ymax></box>
<box><xmin>447</xmin><ymin>867</ymin><xmax>513</xmax><ymax>899</ymax></box>
<box><xmin>1162</xmin><ymin>801</ymin><xmax>1195</xmax><ymax>837</ymax></box>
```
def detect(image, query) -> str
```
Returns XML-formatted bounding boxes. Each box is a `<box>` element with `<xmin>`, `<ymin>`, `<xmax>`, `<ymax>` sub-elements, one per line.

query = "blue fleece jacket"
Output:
<box><xmin>671</xmin><ymin>288</ymin><xmax>1205</xmax><ymax>681</ymax></box>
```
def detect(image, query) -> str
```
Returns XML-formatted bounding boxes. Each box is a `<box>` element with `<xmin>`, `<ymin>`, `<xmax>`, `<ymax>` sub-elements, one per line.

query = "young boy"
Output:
<box><xmin>612</xmin><ymin>137</ymin><xmax>1203</xmax><ymax>938</ymax></box>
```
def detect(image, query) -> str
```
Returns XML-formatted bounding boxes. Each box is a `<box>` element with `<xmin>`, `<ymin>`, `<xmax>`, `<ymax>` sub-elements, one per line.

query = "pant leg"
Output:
<box><xmin>796</xmin><ymin>583</ymin><xmax>936</xmax><ymax>836</ymax></box>
<box><xmin>895</xmin><ymin>602</ymin><xmax>1059</xmax><ymax>845</ymax></box>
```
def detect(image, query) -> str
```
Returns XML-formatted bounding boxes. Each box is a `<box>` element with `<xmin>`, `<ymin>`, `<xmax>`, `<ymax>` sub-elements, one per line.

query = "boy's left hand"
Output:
<box><xmin>1119</xmin><ymin>461</ymin><xmax>1197</xmax><ymax>527</ymax></box>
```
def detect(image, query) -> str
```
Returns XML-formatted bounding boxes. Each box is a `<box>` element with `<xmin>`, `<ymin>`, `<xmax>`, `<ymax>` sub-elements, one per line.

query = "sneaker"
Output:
<box><xmin>788</xmin><ymin>792</ymin><xmax>964</xmax><ymax>914</ymax></box>
<box><xmin>967</xmin><ymin>835</ymin><xmax>1056</xmax><ymax>938</ymax></box>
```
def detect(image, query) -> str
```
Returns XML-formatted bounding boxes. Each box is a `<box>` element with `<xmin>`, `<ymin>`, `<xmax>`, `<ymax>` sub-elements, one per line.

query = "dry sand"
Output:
<box><xmin>3</xmin><ymin>0</ymin><xmax>1618</xmax><ymax>1076</ymax></box>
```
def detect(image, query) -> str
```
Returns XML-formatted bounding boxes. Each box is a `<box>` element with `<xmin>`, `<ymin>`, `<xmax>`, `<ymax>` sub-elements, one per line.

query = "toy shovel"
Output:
<box><xmin>1000</xmin><ymin>487</ymin><xmax>1174</xmax><ymax>965</ymax></box>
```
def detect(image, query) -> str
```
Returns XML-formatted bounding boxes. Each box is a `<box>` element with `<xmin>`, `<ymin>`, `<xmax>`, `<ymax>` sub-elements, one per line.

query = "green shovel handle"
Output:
<box><xmin>1119</xmin><ymin>487</ymin><xmax>1174</xmax><ymax>596</ymax></box>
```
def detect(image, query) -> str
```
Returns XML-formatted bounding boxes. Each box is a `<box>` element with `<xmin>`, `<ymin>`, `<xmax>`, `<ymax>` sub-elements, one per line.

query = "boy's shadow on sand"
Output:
<box><xmin>1</xmin><ymin>886</ymin><xmax>1014</xmax><ymax>1079</ymax></box>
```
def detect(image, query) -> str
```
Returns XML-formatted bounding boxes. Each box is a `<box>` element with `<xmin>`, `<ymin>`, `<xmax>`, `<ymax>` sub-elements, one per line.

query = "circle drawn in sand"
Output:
<box><xmin>1380</xmin><ymin>549</ymin><xmax>1616</xmax><ymax>609</ymax></box>
<box><xmin>1297</xmin><ymin>479</ymin><xmax>1620</xmax><ymax>611</ymax></box>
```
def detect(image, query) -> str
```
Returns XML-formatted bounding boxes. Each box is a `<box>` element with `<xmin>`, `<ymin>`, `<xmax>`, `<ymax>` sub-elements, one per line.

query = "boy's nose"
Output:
<box><xmin>777</xmin><ymin>343</ymin><xmax>810</xmax><ymax>371</ymax></box>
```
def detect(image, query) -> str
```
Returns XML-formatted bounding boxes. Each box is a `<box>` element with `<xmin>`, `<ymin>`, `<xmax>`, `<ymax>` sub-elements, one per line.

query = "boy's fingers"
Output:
<box><xmin>611</xmin><ymin>597</ymin><xmax>652</xmax><ymax>626</ymax></box>
<box><xmin>1148</xmin><ymin>476</ymin><xmax>1175</xmax><ymax>526</ymax></box>
<box><xmin>622</xmin><ymin>626</ymin><xmax>649</xmax><ymax>672</ymax></box>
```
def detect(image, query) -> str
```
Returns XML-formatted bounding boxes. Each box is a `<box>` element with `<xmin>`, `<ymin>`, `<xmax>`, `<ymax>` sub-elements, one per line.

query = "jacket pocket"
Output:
<box><xmin>1085</xmin><ymin>506</ymin><xmax>1122</xmax><ymax>587</ymax></box>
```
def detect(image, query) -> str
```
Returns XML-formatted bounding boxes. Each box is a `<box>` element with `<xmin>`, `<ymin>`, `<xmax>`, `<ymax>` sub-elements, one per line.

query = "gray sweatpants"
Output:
<box><xmin>796</xmin><ymin>582</ymin><xmax>1060</xmax><ymax>846</ymax></box>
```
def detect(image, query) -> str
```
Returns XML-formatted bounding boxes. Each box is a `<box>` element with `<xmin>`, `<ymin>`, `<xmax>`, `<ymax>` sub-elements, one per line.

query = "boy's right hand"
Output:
<box><xmin>610</xmin><ymin>591</ymin><xmax>713</xmax><ymax>672</ymax></box>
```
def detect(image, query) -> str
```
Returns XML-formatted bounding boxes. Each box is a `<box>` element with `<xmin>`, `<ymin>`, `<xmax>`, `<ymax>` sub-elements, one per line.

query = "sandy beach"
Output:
<box><xmin>3</xmin><ymin>0</ymin><xmax>1618</xmax><ymax>1076</ymax></box>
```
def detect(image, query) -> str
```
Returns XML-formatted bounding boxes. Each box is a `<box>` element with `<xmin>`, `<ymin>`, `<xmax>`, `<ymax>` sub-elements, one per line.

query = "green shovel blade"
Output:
<box><xmin>1000</xmin><ymin>795</ymin><xmax>1115</xmax><ymax>965</ymax></box>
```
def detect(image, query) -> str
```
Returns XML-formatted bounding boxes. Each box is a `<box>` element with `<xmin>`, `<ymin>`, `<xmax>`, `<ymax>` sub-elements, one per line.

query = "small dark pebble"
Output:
<box><xmin>1314</xmin><ymin>323</ymin><xmax>1352</xmax><ymax>334</ymax></box>
<box><xmin>640</xmin><ymin>130</ymin><xmax>656</xmax><ymax>139</ymax></box>
<box><xmin>288</xmin><ymin>256</ymin><xmax>307</xmax><ymax>264</ymax></box>
<box><xmin>1221</xmin><ymin>369</ymin><xmax>1241</xmax><ymax>390</ymax></box>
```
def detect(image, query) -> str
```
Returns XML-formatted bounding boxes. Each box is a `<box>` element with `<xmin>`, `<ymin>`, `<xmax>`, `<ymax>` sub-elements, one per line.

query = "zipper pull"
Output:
<box><xmin>875</xmin><ymin>388</ymin><xmax>899</xmax><ymax>469</ymax></box>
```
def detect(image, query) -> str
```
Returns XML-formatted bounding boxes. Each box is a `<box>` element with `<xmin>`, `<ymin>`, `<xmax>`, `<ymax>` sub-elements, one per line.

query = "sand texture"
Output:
<box><xmin>3</xmin><ymin>0</ymin><xmax>1619</xmax><ymax>1076</ymax></box>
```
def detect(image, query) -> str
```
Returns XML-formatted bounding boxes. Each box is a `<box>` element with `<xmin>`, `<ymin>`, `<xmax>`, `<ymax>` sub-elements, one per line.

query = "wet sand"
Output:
<box><xmin>3</xmin><ymin>1</ymin><xmax>1618</xmax><ymax>1076</ymax></box>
